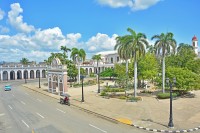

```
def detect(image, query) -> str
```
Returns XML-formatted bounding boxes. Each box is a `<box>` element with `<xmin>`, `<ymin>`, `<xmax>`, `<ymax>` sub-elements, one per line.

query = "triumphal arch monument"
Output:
<box><xmin>48</xmin><ymin>58</ymin><xmax>68</xmax><ymax>95</ymax></box>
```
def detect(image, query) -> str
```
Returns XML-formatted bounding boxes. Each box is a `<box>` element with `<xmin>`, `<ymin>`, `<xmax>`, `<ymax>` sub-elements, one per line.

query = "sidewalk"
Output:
<box><xmin>22</xmin><ymin>81</ymin><xmax>200</xmax><ymax>132</ymax></box>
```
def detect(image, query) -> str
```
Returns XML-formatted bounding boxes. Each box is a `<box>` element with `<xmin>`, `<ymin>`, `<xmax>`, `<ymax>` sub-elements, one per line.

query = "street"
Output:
<box><xmin>0</xmin><ymin>80</ymin><xmax>146</xmax><ymax>133</ymax></box>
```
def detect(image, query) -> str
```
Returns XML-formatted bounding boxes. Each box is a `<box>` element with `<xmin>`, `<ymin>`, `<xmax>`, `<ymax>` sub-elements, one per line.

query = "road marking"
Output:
<box><xmin>12</xmin><ymin>94</ymin><xmax>15</xmax><ymax>97</ymax></box>
<box><xmin>21</xmin><ymin>101</ymin><xmax>26</xmax><ymax>105</ymax></box>
<box><xmin>22</xmin><ymin>120</ymin><xmax>29</xmax><ymax>128</ymax></box>
<box><xmin>25</xmin><ymin>93</ymin><xmax>29</xmax><ymax>95</ymax></box>
<box><xmin>36</xmin><ymin>113</ymin><xmax>44</xmax><ymax>118</ymax></box>
<box><xmin>0</xmin><ymin>113</ymin><xmax>5</xmax><ymax>117</ymax></box>
<box><xmin>89</xmin><ymin>124</ymin><xmax>107</xmax><ymax>133</ymax></box>
<box><xmin>37</xmin><ymin>99</ymin><xmax>42</xmax><ymax>102</ymax></box>
<box><xmin>8</xmin><ymin>105</ymin><xmax>13</xmax><ymax>110</ymax></box>
<box><xmin>56</xmin><ymin>108</ymin><xmax>66</xmax><ymax>113</ymax></box>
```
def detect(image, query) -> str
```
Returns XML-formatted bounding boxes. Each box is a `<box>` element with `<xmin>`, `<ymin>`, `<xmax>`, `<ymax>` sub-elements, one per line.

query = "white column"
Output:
<box><xmin>15</xmin><ymin>71</ymin><xmax>17</xmax><ymax>80</ymax></box>
<box><xmin>28</xmin><ymin>70</ymin><xmax>30</xmax><ymax>79</ymax></box>
<box><xmin>34</xmin><ymin>70</ymin><xmax>36</xmax><ymax>79</ymax></box>
<box><xmin>8</xmin><ymin>71</ymin><xmax>10</xmax><ymax>80</ymax></box>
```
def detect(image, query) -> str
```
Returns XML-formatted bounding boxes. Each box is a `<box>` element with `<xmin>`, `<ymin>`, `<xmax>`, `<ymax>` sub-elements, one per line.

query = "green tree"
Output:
<box><xmin>151</xmin><ymin>32</ymin><xmax>176</xmax><ymax>93</ymax></box>
<box><xmin>166</xmin><ymin>66</ymin><xmax>200</xmax><ymax>91</ymax></box>
<box><xmin>123</xmin><ymin>28</ymin><xmax>149</xmax><ymax>97</ymax></box>
<box><xmin>67</xmin><ymin>61</ymin><xmax>78</xmax><ymax>83</ymax></box>
<box><xmin>70</xmin><ymin>48</ymin><xmax>86</xmax><ymax>84</ymax></box>
<box><xmin>100</xmin><ymin>68</ymin><xmax>115</xmax><ymax>79</ymax></box>
<box><xmin>138</xmin><ymin>53</ymin><xmax>159</xmax><ymax>83</ymax></box>
<box><xmin>177</xmin><ymin>43</ymin><xmax>193</xmax><ymax>53</ymax></box>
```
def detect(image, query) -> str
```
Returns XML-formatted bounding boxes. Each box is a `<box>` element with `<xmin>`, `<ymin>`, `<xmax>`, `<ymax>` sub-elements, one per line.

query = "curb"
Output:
<box><xmin>131</xmin><ymin>124</ymin><xmax>200</xmax><ymax>133</ymax></box>
<box><xmin>23</xmin><ymin>85</ymin><xmax>200</xmax><ymax>133</ymax></box>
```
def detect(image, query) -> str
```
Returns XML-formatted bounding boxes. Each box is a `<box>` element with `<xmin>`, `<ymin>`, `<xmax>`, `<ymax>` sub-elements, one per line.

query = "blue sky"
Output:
<box><xmin>0</xmin><ymin>0</ymin><xmax>199</xmax><ymax>62</ymax></box>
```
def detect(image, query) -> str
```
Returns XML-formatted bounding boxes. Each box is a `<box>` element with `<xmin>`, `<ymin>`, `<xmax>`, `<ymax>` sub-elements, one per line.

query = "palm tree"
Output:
<box><xmin>147</xmin><ymin>45</ymin><xmax>156</xmax><ymax>54</ymax></box>
<box><xmin>70</xmin><ymin>48</ymin><xmax>86</xmax><ymax>84</ymax></box>
<box><xmin>20</xmin><ymin>58</ymin><xmax>29</xmax><ymax>83</ymax></box>
<box><xmin>122</xmin><ymin>28</ymin><xmax>149</xmax><ymax>97</ymax></box>
<box><xmin>151</xmin><ymin>32</ymin><xmax>176</xmax><ymax>93</ymax></box>
<box><xmin>115</xmin><ymin>36</ymin><xmax>131</xmax><ymax>93</ymax></box>
<box><xmin>61</xmin><ymin>46</ymin><xmax>71</xmax><ymax>62</ymax></box>
<box><xmin>92</xmin><ymin>54</ymin><xmax>102</xmax><ymax>93</ymax></box>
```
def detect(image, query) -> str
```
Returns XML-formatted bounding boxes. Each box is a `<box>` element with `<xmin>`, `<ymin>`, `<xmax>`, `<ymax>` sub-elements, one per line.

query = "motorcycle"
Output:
<box><xmin>60</xmin><ymin>95</ymin><xmax>70</xmax><ymax>106</ymax></box>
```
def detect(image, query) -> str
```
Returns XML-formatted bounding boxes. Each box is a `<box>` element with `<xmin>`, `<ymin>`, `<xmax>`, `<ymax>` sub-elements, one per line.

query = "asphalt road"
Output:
<box><xmin>0</xmin><ymin>80</ymin><xmax>146</xmax><ymax>133</ymax></box>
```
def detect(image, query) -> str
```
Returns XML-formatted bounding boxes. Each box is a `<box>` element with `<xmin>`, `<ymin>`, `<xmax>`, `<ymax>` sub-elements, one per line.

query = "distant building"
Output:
<box><xmin>192</xmin><ymin>35</ymin><xmax>199</xmax><ymax>55</ymax></box>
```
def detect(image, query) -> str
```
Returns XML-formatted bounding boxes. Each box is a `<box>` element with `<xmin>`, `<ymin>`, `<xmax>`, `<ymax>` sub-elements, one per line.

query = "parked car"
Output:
<box><xmin>4</xmin><ymin>85</ymin><xmax>11</xmax><ymax>91</ymax></box>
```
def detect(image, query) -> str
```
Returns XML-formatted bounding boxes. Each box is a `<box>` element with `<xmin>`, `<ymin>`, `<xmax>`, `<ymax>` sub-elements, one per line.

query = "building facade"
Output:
<box><xmin>0</xmin><ymin>64</ymin><xmax>47</xmax><ymax>81</ymax></box>
<box><xmin>80</xmin><ymin>51</ymin><xmax>122</xmax><ymax>75</ymax></box>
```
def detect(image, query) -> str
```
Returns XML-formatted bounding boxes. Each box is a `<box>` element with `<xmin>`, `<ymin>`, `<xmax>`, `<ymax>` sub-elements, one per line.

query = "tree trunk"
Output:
<box><xmin>126</xmin><ymin>60</ymin><xmax>128</xmax><ymax>90</ymax></box>
<box><xmin>78</xmin><ymin>62</ymin><xmax>80</xmax><ymax>84</ymax></box>
<box><xmin>134</xmin><ymin>54</ymin><xmax>137</xmax><ymax>97</ymax></box>
<box><xmin>162</xmin><ymin>56</ymin><xmax>165</xmax><ymax>93</ymax></box>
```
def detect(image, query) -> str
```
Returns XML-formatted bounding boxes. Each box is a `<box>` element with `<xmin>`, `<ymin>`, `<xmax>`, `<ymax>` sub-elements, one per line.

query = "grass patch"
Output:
<box><xmin>157</xmin><ymin>92</ymin><xmax>177</xmax><ymax>99</ymax></box>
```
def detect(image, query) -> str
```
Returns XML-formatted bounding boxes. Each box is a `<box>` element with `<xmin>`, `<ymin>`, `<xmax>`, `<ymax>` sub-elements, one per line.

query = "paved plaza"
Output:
<box><xmin>23</xmin><ymin>80</ymin><xmax>200</xmax><ymax>132</ymax></box>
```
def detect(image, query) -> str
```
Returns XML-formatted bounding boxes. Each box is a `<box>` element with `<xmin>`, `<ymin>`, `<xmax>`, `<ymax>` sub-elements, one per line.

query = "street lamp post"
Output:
<box><xmin>80</xmin><ymin>75</ymin><xmax>84</xmax><ymax>102</ymax></box>
<box><xmin>39</xmin><ymin>72</ymin><xmax>41</xmax><ymax>88</ymax></box>
<box><xmin>166</xmin><ymin>77</ymin><xmax>176</xmax><ymax>128</ymax></box>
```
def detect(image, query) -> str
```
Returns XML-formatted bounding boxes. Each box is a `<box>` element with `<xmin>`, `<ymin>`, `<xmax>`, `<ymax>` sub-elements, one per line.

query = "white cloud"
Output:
<box><xmin>0</xmin><ymin>8</ymin><xmax>5</xmax><ymax>20</ymax></box>
<box><xmin>96</xmin><ymin>0</ymin><xmax>131</xmax><ymax>8</ymax></box>
<box><xmin>96</xmin><ymin>0</ymin><xmax>161</xmax><ymax>11</ymax></box>
<box><xmin>0</xmin><ymin>26</ymin><xmax>9</xmax><ymax>33</ymax></box>
<box><xmin>132</xmin><ymin>0</ymin><xmax>160</xmax><ymax>11</ymax></box>
<box><xmin>0</xmin><ymin>31</ymin><xmax>118</xmax><ymax>62</ymax></box>
<box><xmin>8</xmin><ymin>3</ymin><xmax>35</xmax><ymax>33</ymax></box>
<box><xmin>86</xmin><ymin>33</ymin><xmax>118</xmax><ymax>52</ymax></box>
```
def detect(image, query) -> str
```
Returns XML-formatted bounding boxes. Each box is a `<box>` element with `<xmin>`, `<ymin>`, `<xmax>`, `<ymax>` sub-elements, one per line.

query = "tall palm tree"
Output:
<box><xmin>115</xmin><ymin>36</ymin><xmax>131</xmax><ymax>92</ymax></box>
<box><xmin>61</xmin><ymin>46</ymin><xmax>71</xmax><ymax>62</ymax></box>
<box><xmin>122</xmin><ymin>28</ymin><xmax>149</xmax><ymax>97</ymax></box>
<box><xmin>20</xmin><ymin>58</ymin><xmax>29</xmax><ymax>83</ymax></box>
<box><xmin>151</xmin><ymin>32</ymin><xmax>176</xmax><ymax>93</ymax></box>
<box><xmin>70</xmin><ymin>48</ymin><xmax>86</xmax><ymax>84</ymax></box>
<box><xmin>92</xmin><ymin>54</ymin><xmax>102</xmax><ymax>93</ymax></box>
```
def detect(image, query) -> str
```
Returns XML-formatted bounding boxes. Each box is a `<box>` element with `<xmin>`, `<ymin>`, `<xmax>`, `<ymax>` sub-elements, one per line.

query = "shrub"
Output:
<box><xmin>127</xmin><ymin>96</ymin><xmax>142</xmax><ymax>101</ymax></box>
<box><xmin>157</xmin><ymin>93</ymin><xmax>177</xmax><ymax>99</ymax></box>
<box><xmin>100</xmin><ymin>91</ymin><xmax>108</xmax><ymax>96</ymax></box>
<box><xmin>140</xmin><ymin>90</ymin><xmax>153</xmax><ymax>94</ymax></box>
<box><xmin>118</xmin><ymin>95</ymin><xmax>126</xmax><ymax>99</ymax></box>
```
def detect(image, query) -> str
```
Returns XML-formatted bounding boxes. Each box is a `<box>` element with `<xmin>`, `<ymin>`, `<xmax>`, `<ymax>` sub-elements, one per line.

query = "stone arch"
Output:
<box><xmin>30</xmin><ymin>70</ymin><xmax>34</xmax><ymax>79</ymax></box>
<box><xmin>42</xmin><ymin>70</ymin><xmax>46</xmax><ymax>78</ymax></box>
<box><xmin>3</xmin><ymin>71</ymin><xmax>8</xmax><ymax>80</ymax></box>
<box><xmin>89</xmin><ymin>68</ymin><xmax>92</xmax><ymax>74</ymax></box>
<box><xmin>111</xmin><ymin>57</ymin><xmax>113</xmax><ymax>63</ymax></box>
<box><xmin>85</xmin><ymin>68</ymin><xmax>88</xmax><ymax>75</ymax></box>
<box><xmin>53</xmin><ymin>75</ymin><xmax>58</xmax><ymax>91</ymax></box>
<box><xmin>17</xmin><ymin>70</ymin><xmax>22</xmax><ymax>79</ymax></box>
<box><xmin>10</xmin><ymin>71</ymin><xmax>15</xmax><ymax>80</ymax></box>
<box><xmin>36</xmin><ymin>70</ymin><xmax>40</xmax><ymax>78</ymax></box>
<box><xmin>24</xmin><ymin>70</ymin><xmax>28</xmax><ymax>79</ymax></box>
